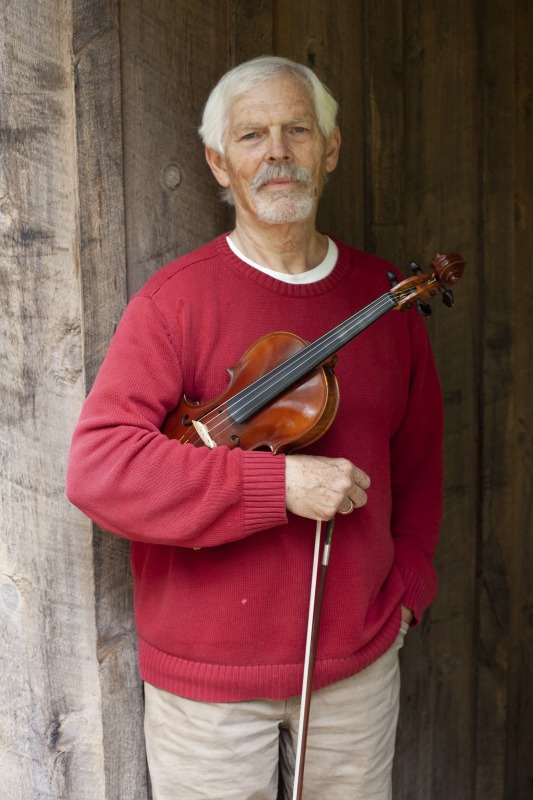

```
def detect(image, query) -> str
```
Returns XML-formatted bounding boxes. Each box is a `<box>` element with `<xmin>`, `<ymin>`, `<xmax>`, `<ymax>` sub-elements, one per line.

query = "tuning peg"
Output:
<box><xmin>440</xmin><ymin>287</ymin><xmax>455</xmax><ymax>307</ymax></box>
<box><xmin>416</xmin><ymin>301</ymin><xmax>433</xmax><ymax>317</ymax></box>
<box><xmin>387</xmin><ymin>270</ymin><xmax>398</xmax><ymax>288</ymax></box>
<box><xmin>409</xmin><ymin>260</ymin><xmax>423</xmax><ymax>275</ymax></box>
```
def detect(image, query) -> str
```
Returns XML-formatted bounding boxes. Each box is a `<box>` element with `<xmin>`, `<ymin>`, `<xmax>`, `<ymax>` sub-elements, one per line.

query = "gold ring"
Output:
<box><xmin>339</xmin><ymin>499</ymin><xmax>354</xmax><ymax>515</ymax></box>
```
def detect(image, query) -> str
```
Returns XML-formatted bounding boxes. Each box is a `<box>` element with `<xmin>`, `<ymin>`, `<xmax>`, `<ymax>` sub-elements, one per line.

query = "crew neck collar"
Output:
<box><xmin>226</xmin><ymin>235</ymin><xmax>338</xmax><ymax>284</ymax></box>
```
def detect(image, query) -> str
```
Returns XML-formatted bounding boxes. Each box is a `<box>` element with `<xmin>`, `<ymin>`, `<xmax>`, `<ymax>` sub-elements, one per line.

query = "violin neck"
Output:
<box><xmin>228</xmin><ymin>291</ymin><xmax>398</xmax><ymax>424</ymax></box>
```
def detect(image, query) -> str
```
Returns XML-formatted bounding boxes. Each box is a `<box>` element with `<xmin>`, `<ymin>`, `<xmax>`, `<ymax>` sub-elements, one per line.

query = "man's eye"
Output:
<box><xmin>293</xmin><ymin>127</ymin><xmax>307</xmax><ymax>134</ymax></box>
<box><xmin>241</xmin><ymin>132</ymin><xmax>257</xmax><ymax>140</ymax></box>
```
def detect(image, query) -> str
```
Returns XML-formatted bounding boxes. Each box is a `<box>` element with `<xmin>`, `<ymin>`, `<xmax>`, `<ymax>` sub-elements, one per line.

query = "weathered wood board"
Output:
<box><xmin>393</xmin><ymin>2</ymin><xmax>481</xmax><ymax>797</ymax></box>
<box><xmin>72</xmin><ymin>0</ymin><xmax>150</xmax><ymax>797</ymax></box>
<box><xmin>0</xmin><ymin>1</ymin><xmax>106</xmax><ymax>796</ymax></box>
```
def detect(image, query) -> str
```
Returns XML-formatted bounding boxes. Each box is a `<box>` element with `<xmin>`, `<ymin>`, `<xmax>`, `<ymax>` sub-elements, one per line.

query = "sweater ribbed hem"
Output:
<box><xmin>138</xmin><ymin>609</ymin><xmax>402</xmax><ymax>702</ymax></box>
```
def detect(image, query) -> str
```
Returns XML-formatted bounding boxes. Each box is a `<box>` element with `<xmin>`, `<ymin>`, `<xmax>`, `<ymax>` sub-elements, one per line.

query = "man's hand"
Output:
<box><xmin>285</xmin><ymin>454</ymin><xmax>370</xmax><ymax>521</ymax></box>
<box><xmin>401</xmin><ymin>605</ymin><xmax>414</xmax><ymax>625</ymax></box>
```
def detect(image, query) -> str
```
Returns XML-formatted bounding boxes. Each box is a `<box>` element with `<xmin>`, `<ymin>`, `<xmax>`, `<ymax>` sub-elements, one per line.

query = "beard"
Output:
<box><xmin>221</xmin><ymin>164</ymin><xmax>319</xmax><ymax>224</ymax></box>
<box><xmin>250</xmin><ymin>164</ymin><xmax>316</xmax><ymax>224</ymax></box>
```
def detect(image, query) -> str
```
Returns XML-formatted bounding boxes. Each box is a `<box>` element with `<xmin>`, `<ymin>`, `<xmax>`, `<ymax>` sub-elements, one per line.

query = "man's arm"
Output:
<box><xmin>389</xmin><ymin>313</ymin><xmax>444</xmax><ymax>624</ymax></box>
<box><xmin>66</xmin><ymin>295</ymin><xmax>288</xmax><ymax>549</ymax></box>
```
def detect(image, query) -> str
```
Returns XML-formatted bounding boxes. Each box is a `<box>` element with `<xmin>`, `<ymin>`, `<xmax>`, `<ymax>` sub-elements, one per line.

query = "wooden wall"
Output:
<box><xmin>1</xmin><ymin>0</ymin><xmax>531</xmax><ymax>798</ymax></box>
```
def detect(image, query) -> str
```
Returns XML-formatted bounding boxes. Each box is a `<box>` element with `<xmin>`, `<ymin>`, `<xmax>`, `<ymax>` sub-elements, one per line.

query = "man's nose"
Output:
<box><xmin>266</xmin><ymin>131</ymin><xmax>291</xmax><ymax>161</ymax></box>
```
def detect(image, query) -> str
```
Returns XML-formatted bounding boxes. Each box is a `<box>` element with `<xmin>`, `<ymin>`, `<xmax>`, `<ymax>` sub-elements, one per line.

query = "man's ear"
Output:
<box><xmin>205</xmin><ymin>147</ymin><xmax>230</xmax><ymax>188</ymax></box>
<box><xmin>324</xmin><ymin>127</ymin><xmax>341</xmax><ymax>174</ymax></box>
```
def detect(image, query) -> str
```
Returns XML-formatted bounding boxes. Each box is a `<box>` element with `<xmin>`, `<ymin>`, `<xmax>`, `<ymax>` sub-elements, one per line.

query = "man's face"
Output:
<box><xmin>206</xmin><ymin>75</ymin><xmax>340</xmax><ymax>226</ymax></box>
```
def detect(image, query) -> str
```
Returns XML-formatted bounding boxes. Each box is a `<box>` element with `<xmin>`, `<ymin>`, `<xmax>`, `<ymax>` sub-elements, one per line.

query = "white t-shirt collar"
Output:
<box><xmin>226</xmin><ymin>235</ymin><xmax>338</xmax><ymax>284</ymax></box>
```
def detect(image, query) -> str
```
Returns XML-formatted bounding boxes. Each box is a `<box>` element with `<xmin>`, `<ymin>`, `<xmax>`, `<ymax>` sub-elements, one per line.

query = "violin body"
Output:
<box><xmin>161</xmin><ymin>331</ymin><xmax>339</xmax><ymax>454</ymax></box>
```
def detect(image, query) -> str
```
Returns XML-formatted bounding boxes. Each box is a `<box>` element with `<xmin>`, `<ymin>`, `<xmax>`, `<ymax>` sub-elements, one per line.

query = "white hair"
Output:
<box><xmin>199</xmin><ymin>56</ymin><xmax>339</xmax><ymax>154</ymax></box>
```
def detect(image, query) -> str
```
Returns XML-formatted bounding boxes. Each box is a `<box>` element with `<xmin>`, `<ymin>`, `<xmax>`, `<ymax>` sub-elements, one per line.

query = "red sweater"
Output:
<box><xmin>66</xmin><ymin>235</ymin><xmax>443</xmax><ymax>702</ymax></box>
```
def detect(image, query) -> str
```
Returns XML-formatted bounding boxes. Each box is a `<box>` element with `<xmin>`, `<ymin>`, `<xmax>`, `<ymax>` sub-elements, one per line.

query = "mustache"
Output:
<box><xmin>251</xmin><ymin>164</ymin><xmax>314</xmax><ymax>191</ymax></box>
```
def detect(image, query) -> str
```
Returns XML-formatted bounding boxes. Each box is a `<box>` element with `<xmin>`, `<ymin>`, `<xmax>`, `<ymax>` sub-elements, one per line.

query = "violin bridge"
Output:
<box><xmin>192</xmin><ymin>419</ymin><xmax>217</xmax><ymax>449</ymax></box>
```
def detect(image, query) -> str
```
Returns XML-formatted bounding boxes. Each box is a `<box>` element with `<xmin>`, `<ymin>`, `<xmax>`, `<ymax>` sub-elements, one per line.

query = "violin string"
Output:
<box><xmin>238</xmin><ymin>281</ymin><xmax>428</xmax><ymax>415</ymax></box>
<box><xmin>203</xmin><ymin>293</ymin><xmax>396</xmax><ymax>442</ymax></box>
<box><xmin>178</xmin><ymin>426</ymin><xmax>198</xmax><ymax>446</ymax></box>
<box><xmin>232</xmin><ymin>295</ymin><xmax>393</xmax><ymax>412</ymax></box>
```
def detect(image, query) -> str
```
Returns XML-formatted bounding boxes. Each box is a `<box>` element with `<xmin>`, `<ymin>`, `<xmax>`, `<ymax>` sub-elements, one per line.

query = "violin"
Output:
<box><xmin>161</xmin><ymin>252</ymin><xmax>464</xmax><ymax>453</ymax></box>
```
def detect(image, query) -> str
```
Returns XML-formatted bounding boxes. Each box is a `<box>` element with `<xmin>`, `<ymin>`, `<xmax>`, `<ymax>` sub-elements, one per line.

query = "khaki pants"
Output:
<box><xmin>144</xmin><ymin>623</ymin><xmax>408</xmax><ymax>800</ymax></box>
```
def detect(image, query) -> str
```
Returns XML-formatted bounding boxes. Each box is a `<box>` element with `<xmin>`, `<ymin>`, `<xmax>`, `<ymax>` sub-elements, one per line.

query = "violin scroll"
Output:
<box><xmin>391</xmin><ymin>252</ymin><xmax>465</xmax><ymax>312</ymax></box>
<box><xmin>432</xmin><ymin>252</ymin><xmax>465</xmax><ymax>285</ymax></box>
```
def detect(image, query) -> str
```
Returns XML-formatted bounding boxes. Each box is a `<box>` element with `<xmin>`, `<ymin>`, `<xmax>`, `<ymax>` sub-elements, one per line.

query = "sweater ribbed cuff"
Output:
<box><xmin>242</xmin><ymin>451</ymin><xmax>287</xmax><ymax>534</ymax></box>
<box><xmin>397</xmin><ymin>564</ymin><xmax>437</xmax><ymax>626</ymax></box>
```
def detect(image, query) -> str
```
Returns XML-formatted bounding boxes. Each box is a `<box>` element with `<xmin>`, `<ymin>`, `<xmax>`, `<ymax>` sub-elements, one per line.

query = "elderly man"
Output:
<box><xmin>67</xmin><ymin>56</ymin><xmax>443</xmax><ymax>799</ymax></box>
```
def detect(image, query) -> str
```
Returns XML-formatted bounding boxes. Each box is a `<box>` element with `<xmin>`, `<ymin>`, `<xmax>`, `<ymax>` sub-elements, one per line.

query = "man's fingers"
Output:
<box><xmin>285</xmin><ymin>454</ymin><xmax>371</xmax><ymax>520</ymax></box>
<box><xmin>352</xmin><ymin>465</ymin><xmax>371</xmax><ymax>491</ymax></box>
<box><xmin>348</xmin><ymin>483</ymin><xmax>368</xmax><ymax>509</ymax></box>
<box><xmin>340</xmin><ymin>484</ymin><xmax>368</xmax><ymax>514</ymax></box>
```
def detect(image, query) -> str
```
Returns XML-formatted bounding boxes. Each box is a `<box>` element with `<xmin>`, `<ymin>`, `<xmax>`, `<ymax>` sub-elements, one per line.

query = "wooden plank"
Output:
<box><xmin>0</xmin><ymin>1</ymin><xmax>106</xmax><ymax>797</ymax></box>
<box><xmin>396</xmin><ymin>3</ymin><xmax>481</xmax><ymax>797</ymax></box>
<box><xmin>231</xmin><ymin>0</ymin><xmax>275</xmax><ymax>64</ymax></box>
<box><xmin>506</xmin><ymin>3</ymin><xmax>533</xmax><ymax>796</ymax></box>
<box><xmin>363</xmin><ymin>0</ymin><xmax>404</xmax><ymax>267</ymax></box>
<box><xmin>73</xmin><ymin>0</ymin><xmax>128</xmax><ymax>389</ymax></box>
<box><xmin>476</xmin><ymin>0</ymin><xmax>515</xmax><ymax>792</ymax></box>
<box><xmin>272</xmin><ymin>0</ymin><xmax>366</xmax><ymax>249</ymax></box>
<box><xmin>72</xmin><ymin>2</ymin><xmax>149</xmax><ymax>798</ymax></box>
<box><xmin>120</xmin><ymin>0</ymin><xmax>233</xmax><ymax>296</ymax></box>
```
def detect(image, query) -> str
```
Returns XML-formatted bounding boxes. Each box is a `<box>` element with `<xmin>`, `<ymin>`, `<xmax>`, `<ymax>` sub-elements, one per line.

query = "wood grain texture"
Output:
<box><xmin>476</xmin><ymin>1</ymin><xmax>515</xmax><ymax>792</ymax></box>
<box><xmin>508</xmin><ymin>2</ymin><xmax>533</xmax><ymax>796</ymax></box>
<box><xmin>394</xmin><ymin>3</ymin><xmax>480</xmax><ymax>797</ymax></box>
<box><xmin>72</xmin><ymin>0</ymin><xmax>150</xmax><ymax>797</ymax></box>
<box><xmin>0</xmin><ymin>1</ymin><xmax>106</xmax><ymax>797</ymax></box>
<box><xmin>120</xmin><ymin>0</ymin><xmax>233</xmax><ymax>296</ymax></box>
<box><xmin>363</xmin><ymin>0</ymin><xmax>404</xmax><ymax>266</ymax></box>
